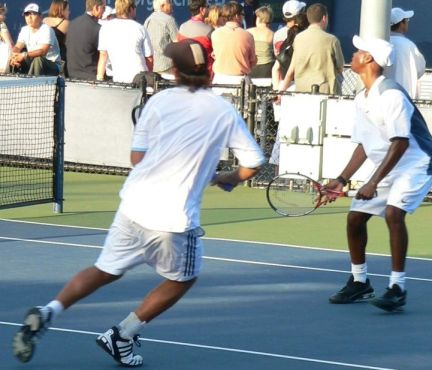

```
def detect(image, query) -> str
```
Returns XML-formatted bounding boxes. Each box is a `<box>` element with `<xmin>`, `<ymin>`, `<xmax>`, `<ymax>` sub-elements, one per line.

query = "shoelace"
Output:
<box><xmin>133</xmin><ymin>335</ymin><xmax>141</xmax><ymax>348</ymax></box>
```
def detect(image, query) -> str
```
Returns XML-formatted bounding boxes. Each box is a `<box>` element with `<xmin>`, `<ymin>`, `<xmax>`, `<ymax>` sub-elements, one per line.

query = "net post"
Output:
<box><xmin>53</xmin><ymin>77</ymin><xmax>65</xmax><ymax>213</ymax></box>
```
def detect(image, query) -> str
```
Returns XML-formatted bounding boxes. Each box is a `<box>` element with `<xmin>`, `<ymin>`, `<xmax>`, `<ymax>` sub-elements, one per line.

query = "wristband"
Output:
<box><xmin>336</xmin><ymin>175</ymin><xmax>347</xmax><ymax>186</ymax></box>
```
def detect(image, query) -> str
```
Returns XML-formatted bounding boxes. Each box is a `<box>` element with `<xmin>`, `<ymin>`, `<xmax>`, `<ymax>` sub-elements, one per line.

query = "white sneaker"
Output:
<box><xmin>96</xmin><ymin>326</ymin><xmax>143</xmax><ymax>367</ymax></box>
<box><xmin>12</xmin><ymin>306</ymin><xmax>52</xmax><ymax>363</ymax></box>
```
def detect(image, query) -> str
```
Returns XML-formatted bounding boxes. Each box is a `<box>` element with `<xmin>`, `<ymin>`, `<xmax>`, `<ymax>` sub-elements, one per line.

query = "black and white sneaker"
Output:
<box><xmin>370</xmin><ymin>284</ymin><xmax>407</xmax><ymax>312</ymax></box>
<box><xmin>329</xmin><ymin>275</ymin><xmax>375</xmax><ymax>304</ymax></box>
<box><xmin>12</xmin><ymin>307</ymin><xmax>52</xmax><ymax>363</ymax></box>
<box><xmin>96</xmin><ymin>326</ymin><xmax>143</xmax><ymax>367</ymax></box>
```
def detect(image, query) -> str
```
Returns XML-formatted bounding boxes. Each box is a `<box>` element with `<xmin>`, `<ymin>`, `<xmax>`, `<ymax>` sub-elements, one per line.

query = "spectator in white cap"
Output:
<box><xmin>273</xmin><ymin>0</ymin><xmax>306</xmax><ymax>55</ymax></box>
<box><xmin>99</xmin><ymin>5</ymin><xmax>116</xmax><ymax>26</ymax></box>
<box><xmin>10</xmin><ymin>2</ymin><xmax>61</xmax><ymax>76</ymax></box>
<box><xmin>385</xmin><ymin>7</ymin><xmax>426</xmax><ymax>99</ymax></box>
<box><xmin>327</xmin><ymin>34</ymin><xmax>432</xmax><ymax>313</ymax></box>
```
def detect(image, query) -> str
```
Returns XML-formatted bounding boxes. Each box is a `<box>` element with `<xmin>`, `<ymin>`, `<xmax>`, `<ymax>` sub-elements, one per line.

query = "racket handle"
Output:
<box><xmin>346</xmin><ymin>190</ymin><xmax>357</xmax><ymax>197</ymax></box>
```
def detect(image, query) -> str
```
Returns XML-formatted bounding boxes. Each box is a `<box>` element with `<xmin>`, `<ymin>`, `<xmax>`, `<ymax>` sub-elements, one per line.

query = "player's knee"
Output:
<box><xmin>385</xmin><ymin>205</ymin><xmax>406</xmax><ymax>225</ymax></box>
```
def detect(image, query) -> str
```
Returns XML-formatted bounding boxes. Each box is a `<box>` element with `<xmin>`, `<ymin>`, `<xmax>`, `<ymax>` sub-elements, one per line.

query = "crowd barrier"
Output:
<box><xmin>45</xmin><ymin>72</ymin><xmax>432</xmax><ymax>186</ymax></box>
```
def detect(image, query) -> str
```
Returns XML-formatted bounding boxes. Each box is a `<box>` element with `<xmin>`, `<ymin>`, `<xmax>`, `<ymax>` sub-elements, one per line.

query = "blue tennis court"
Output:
<box><xmin>1</xmin><ymin>219</ymin><xmax>431</xmax><ymax>370</ymax></box>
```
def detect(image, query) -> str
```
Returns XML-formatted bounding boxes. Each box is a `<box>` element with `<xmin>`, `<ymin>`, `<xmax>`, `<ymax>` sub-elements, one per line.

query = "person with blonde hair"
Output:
<box><xmin>205</xmin><ymin>4</ymin><xmax>224</xmax><ymax>29</ymax></box>
<box><xmin>247</xmin><ymin>5</ymin><xmax>274</xmax><ymax>78</ymax></box>
<box><xmin>97</xmin><ymin>0</ymin><xmax>153</xmax><ymax>83</ymax></box>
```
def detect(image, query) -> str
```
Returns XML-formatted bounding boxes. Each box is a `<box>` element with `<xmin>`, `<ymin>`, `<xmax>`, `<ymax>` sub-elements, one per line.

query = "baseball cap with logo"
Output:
<box><xmin>352</xmin><ymin>35</ymin><xmax>394</xmax><ymax>68</ymax></box>
<box><xmin>23</xmin><ymin>3</ymin><xmax>40</xmax><ymax>15</ymax></box>
<box><xmin>164</xmin><ymin>39</ymin><xmax>208</xmax><ymax>76</ymax></box>
<box><xmin>390</xmin><ymin>7</ymin><xmax>414</xmax><ymax>26</ymax></box>
<box><xmin>282</xmin><ymin>0</ymin><xmax>306</xmax><ymax>19</ymax></box>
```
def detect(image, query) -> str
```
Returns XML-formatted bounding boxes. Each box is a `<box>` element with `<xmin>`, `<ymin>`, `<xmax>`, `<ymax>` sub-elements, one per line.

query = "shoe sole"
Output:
<box><xmin>329</xmin><ymin>291</ymin><xmax>375</xmax><ymax>304</ymax></box>
<box><xmin>370</xmin><ymin>299</ymin><xmax>405</xmax><ymax>312</ymax></box>
<box><xmin>12</xmin><ymin>308</ymin><xmax>43</xmax><ymax>363</ymax></box>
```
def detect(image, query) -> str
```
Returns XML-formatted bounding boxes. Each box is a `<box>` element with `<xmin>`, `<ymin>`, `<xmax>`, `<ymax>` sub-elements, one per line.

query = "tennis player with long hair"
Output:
<box><xmin>327</xmin><ymin>35</ymin><xmax>432</xmax><ymax>312</ymax></box>
<box><xmin>12</xmin><ymin>39</ymin><xmax>264</xmax><ymax>367</ymax></box>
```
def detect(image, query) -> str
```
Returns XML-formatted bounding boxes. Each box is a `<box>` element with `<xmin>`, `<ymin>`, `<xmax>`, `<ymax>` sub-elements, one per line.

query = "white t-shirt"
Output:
<box><xmin>98</xmin><ymin>18</ymin><xmax>153</xmax><ymax>83</ymax></box>
<box><xmin>119</xmin><ymin>86</ymin><xmax>265</xmax><ymax>232</ymax></box>
<box><xmin>352</xmin><ymin>76</ymin><xmax>432</xmax><ymax>184</ymax></box>
<box><xmin>17</xmin><ymin>23</ymin><xmax>61</xmax><ymax>66</ymax></box>
<box><xmin>385</xmin><ymin>33</ymin><xmax>426</xmax><ymax>99</ymax></box>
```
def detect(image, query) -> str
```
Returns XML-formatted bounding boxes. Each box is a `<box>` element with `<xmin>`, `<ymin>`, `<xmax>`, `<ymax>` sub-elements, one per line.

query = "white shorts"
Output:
<box><xmin>350</xmin><ymin>171</ymin><xmax>432</xmax><ymax>217</ymax></box>
<box><xmin>95</xmin><ymin>212</ymin><xmax>204</xmax><ymax>282</ymax></box>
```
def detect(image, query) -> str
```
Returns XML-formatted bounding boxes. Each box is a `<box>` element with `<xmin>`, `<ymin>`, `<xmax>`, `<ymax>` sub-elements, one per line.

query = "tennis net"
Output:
<box><xmin>0</xmin><ymin>76</ymin><xmax>65</xmax><ymax>212</ymax></box>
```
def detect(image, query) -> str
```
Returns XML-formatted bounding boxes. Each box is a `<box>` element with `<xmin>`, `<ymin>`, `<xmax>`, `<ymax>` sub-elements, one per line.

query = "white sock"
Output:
<box><xmin>119</xmin><ymin>312</ymin><xmax>146</xmax><ymax>339</ymax></box>
<box><xmin>40</xmin><ymin>300</ymin><xmax>64</xmax><ymax>322</ymax></box>
<box><xmin>389</xmin><ymin>271</ymin><xmax>406</xmax><ymax>291</ymax></box>
<box><xmin>351</xmin><ymin>263</ymin><xmax>367</xmax><ymax>283</ymax></box>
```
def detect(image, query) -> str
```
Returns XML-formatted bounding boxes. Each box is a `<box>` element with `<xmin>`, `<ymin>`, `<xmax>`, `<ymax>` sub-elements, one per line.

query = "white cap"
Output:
<box><xmin>352</xmin><ymin>35</ymin><xmax>394</xmax><ymax>68</ymax></box>
<box><xmin>390</xmin><ymin>7</ymin><xmax>414</xmax><ymax>26</ymax></box>
<box><xmin>282</xmin><ymin>0</ymin><xmax>306</xmax><ymax>19</ymax></box>
<box><xmin>102</xmin><ymin>5</ymin><xmax>116</xmax><ymax>20</ymax></box>
<box><xmin>23</xmin><ymin>3</ymin><xmax>40</xmax><ymax>14</ymax></box>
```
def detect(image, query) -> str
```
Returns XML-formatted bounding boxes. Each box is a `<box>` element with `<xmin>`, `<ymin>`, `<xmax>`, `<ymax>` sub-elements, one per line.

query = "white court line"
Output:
<box><xmin>1</xmin><ymin>236</ymin><xmax>432</xmax><ymax>283</ymax></box>
<box><xmin>1</xmin><ymin>218</ymin><xmax>432</xmax><ymax>262</ymax></box>
<box><xmin>0</xmin><ymin>321</ymin><xmax>397</xmax><ymax>370</ymax></box>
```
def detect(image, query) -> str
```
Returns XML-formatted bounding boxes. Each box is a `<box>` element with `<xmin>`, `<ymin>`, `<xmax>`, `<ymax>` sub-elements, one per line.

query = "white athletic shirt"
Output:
<box><xmin>385</xmin><ymin>33</ymin><xmax>426</xmax><ymax>99</ymax></box>
<box><xmin>17</xmin><ymin>23</ymin><xmax>61</xmax><ymax>66</ymax></box>
<box><xmin>118</xmin><ymin>86</ymin><xmax>265</xmax><ymax>232</ymax></box>
<box><xmin>98</xmin><ymin>18</ymin><xmax>153</xmax><ymax>83</ymax></box>
<box><xmin>352</xmin><ymin>76</ymin><xmax>432</xmax><ymax>184</ymax></box>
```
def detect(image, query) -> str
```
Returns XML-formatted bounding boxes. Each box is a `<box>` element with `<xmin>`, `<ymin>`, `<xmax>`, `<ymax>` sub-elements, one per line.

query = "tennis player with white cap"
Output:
<box><xmin>327</xmin><ymin>35</ymin><xmax>432</xmax><ymax>312</ymax></box>
<box><xmin>12</xmin><ymin>39</ymin><xmax>265</xmax><ymax>367</ymax></box>
<box><xmin>386</xmin><ymin>7</ymin><xmax>426</xmax><ymax>99</ymax></box>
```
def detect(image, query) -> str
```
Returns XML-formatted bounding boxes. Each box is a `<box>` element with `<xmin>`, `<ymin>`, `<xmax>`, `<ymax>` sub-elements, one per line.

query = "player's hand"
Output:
<box><xmin>323</xmin><ymin>179</ymin><xmax>344</xmax><ymax>203</ymax></box>
<box><xmin>211</xmin><ymin>172</ymin><xmax>237</xmax><ymax>192</ymax></box>
<box><xmin>356</xmin><ymin>182</ymin><xmax>377</xmax><ymax>200</ymax></box>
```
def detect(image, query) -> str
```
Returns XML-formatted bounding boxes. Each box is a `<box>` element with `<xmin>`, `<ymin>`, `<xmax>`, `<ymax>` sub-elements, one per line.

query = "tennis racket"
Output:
<box><xmin>266</xmin><ymin>172</ymin><xmax>357</xmax><ymax>217</ymax></box>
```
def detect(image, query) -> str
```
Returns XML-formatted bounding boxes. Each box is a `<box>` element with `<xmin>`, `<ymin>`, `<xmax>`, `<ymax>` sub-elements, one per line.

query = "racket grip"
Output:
<box><xmin>347</xmin><ymin>190</ymin><xmax>357</xmax><ymax>197</ymax></box>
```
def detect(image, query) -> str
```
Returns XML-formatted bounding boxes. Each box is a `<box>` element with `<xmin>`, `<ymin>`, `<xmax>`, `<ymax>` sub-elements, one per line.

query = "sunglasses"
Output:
<box><xmin>24</xmin><ymin>11</ymin><xmax>39</xmax><ymax>16</ymax></box>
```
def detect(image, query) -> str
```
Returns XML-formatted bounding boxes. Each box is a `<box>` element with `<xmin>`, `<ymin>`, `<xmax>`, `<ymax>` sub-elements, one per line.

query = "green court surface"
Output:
<box><xmin>1</xmin><ymin>172</ymin><xmax>431</xmax><ymax>258</ymax></box>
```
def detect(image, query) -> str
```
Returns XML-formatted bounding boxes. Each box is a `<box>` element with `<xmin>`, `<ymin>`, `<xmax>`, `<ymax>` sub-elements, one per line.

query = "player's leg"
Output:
<box><xmin>96</xmin><ymin>222</ymin><xmax>203</xmax><ymax>367</ymax></box>
<box><xmin>329</xmin><ymin>211</ymin><xmax>375</xmax><ymax>304</ymax></box>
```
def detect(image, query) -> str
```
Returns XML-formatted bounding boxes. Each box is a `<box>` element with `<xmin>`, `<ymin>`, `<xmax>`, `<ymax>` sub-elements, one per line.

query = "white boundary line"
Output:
<box><xmin>2</xmin><ymin>218</ymin><xmax>432</xmax><ymax>262</ymax></box>
<box><xmin>1</xmin><ymin>236</ymin><xmax>432</xmax><ymax>282</ymax></box>
<box><xmin>0</xmin><ymin>322</ymin><xmax>397</xmax><ymax>370</ymax></box>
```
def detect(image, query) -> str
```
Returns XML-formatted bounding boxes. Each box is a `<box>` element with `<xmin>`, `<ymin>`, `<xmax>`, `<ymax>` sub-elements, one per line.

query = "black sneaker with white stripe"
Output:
<box><xmin>12</xmin><ymin>306</ymin><xmax>52</xmax><ymax>363</ymax></box>
<box><xmin>96</xmin><ymin>326</ymin><xmax>143</xmax><ymax>367</ymax></box>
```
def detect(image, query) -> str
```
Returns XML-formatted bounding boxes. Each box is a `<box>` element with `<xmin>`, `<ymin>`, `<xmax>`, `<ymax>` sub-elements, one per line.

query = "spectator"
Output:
<box><xmin>272</xmin><ymin>12</ymin><xmax>308</xmax><ymax>89</ymax></box>
<box><xmin>273</xmin><ymin>0</ymin><xmax>306</xmax><ymax>56</ymax></box>
<box><xmin>144</xmin><ymin>0</ymin><xmax>178</xmax><ymax>75</ymax></box>
<box><xmin>99</xmin><ymin>5</ymin><xmax>116</xmax><ymax>26</ymax></box>
<box><xmin>12</xmin><ymin>38</ymin><xmax>264</xmax><ymax>368</ymax></box>
<box><xmin>66</xmin><ymin>0</ymin><xmax>106</xmax><ymax>80</ymax></box>
<box><xmin>0</xmin><ymin>3</ymin><xmax>13</xmax><ymax>73</ymax></box>
<box><xmin>97</xmin><ymin>0</ymin><xmax>153</xmax><ymax>83</ymax></box>
<box><xmin>43</xmin><ymin>0</ymin><xmax>70</xmax><ymax>75</ymax></box>
<box><xmin>240</xmin><ymin>0</ymin><xmax>258</xmax><ymax>29</ymax></box>
<box><xmin>205</xmin><ymin>4</ymin><xmax>224</xmax><ymax>29</ymax></box>
<box><xmin>178</xmin><ymin>0</ymin><xmax>213</xmax><ymax>78</ymax></box>
<box><xmin>278</xmin><ymin>3</ymin><xmax>344</xmax><ymax>94</ymax></box>
<box><xmin>247</xmin><ymin>5</ymin><xmax>274</xmax><ymax>79</ymax></box>
<box><xmin>211</xmin><ymin>1</ymin><xmax>257</xmax><ymax>85</ymax></box>
<box><xmin>10</xmin><ymin>3</ymin><xmax>61</xmax><ymax>76</ymax></box>
<box><xmin>385</xmin><ymin>7</ymin><xmax>426</xmax><ymax>99</ymax></box>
